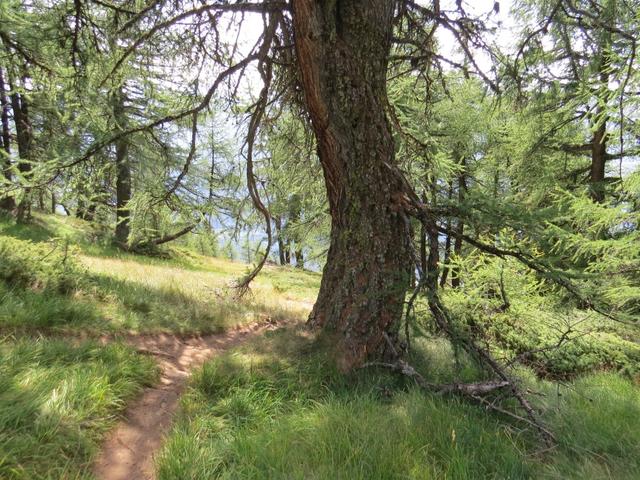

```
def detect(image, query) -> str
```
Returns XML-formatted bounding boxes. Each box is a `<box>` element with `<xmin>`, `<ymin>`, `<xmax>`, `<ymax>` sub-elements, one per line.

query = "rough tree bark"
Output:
<box><xmin>292</xmin><ymin>0</ymin><xmax>413</xmax><ymax>370</ymax></box>
<box><xmin>112</xmin><ymin>86</ymin><xmax>132</xmax><ymax>245</ymax></box>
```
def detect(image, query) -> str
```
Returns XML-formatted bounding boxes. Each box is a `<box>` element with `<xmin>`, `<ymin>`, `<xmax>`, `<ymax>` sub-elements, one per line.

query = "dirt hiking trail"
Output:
<box><xmin>93</xmin><ymin>320</ymin><xmax>280</xmax><ymax>480</ymax></box>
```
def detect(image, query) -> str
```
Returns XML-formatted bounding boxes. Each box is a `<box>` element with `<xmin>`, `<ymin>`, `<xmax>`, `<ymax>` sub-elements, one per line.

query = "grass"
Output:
<box><xmin>156</xmin><ymin>326</ymin><xmax>640</xmax><ymax>480</ymax></box>
<box><xmin>79</xmin><ymin>254</ymin><xmax>317</xmax><ymax>334</ymax></box>
<box><xmin>2</xmin><ymin>211</ymin><xmax>639</xmax><ymax>479</ymax></box>
<box><xmin>536</xmin><ymin>372</ymin><xmax>640</xmax><ymax>479</ymax></box>
<box><xmin>0</xmin><ymin>337</ymin><xmax>157</xmax><ymax>479</ymax></box>
<box><xmin>0</xmin><ymin>211</ymin><xmax>320</xmax><ymax>479</ymax></box>
<box><xmin>0</xmin><ymin>212</ymin><xmax>320</xmax><ymax>336</ymax></box>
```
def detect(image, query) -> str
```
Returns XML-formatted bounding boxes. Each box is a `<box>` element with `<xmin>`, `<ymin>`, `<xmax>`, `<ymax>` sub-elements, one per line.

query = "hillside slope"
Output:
<box><xmin>1</xmin><ymin>212</ymin><xmax>639</xmax><ymax>480</ymax></box>
<box><xmin>0</xmin><ymin>212</ymin><xmax>318</xmax><ymax>479</ymax></box>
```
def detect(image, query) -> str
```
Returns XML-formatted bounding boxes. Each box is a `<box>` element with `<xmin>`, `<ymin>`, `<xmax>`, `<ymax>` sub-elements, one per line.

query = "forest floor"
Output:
<box><xmin>1</xmin><ymin>212</ymin><xmax>640</xmax><ymax>479</ymax></box>
<box><xmin>0</xmin><ymin>211</ymin><xmax>318</xmax><ymax>479</ymax></box>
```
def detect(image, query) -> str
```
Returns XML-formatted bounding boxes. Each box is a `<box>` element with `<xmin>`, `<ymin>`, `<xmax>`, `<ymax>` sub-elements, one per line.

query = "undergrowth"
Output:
<box><xmin>442</xmin><ymin>255</ymin><xmax>640</xmax><ymax>379</ymax></box>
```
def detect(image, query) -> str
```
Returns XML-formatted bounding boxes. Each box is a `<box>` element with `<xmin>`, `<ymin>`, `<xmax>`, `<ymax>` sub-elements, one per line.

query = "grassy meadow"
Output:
<box><xmin>0</xmin><ymin>211</ymin><xmax>318</xmax><ymax>479</ymax></box>
<box><xmin>1</xmin><ymin>211</ymin><xmax>639</xmax><ymax>479</ymax></box>
<box><xmin>156</xmin><ymin>326</ymin><xmax>640</xmax><ymax>480</ymax></box>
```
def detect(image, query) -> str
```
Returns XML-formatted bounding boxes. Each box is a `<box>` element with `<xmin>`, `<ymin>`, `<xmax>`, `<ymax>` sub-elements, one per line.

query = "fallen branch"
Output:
<box><xmin>393</xmin><ymin>205</ymin><xmax>556</xmax><ymax>447</ymax></box>
<box><xmin>363</xmin><ymin>359</ymin><xmax>510</xmax><ymax>395</ymax></box>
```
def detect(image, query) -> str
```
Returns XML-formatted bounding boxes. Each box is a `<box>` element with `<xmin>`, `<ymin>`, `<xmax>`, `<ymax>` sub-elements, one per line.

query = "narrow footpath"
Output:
<box><xmin>93</xmin><ymin>321</ymin><xmax>279</xmax><ymax>480</ymax></box>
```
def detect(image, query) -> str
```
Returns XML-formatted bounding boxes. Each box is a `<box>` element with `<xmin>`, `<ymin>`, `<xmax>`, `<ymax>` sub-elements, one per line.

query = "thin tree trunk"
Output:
<box><xmin>284</xmin><ymin>239</ymin><xmax>291</xmax><ymax>264</ymax></box>
<box><xmin>420</xmin><ymin>225</ymin><xmax>428</xmax><ymax>278</ymax></box>
<box><xmin>426</xmin><ymin>218</ymin><xmax>440</xmax><ymax>291</ymax></box>
<box><xmin>589</xmin><ymin>4</ymin><xmax>613</xmax><ymax>203</ymax></box>
<box><xmin>208</xmin><ymin>140</ymin><xmax>215</xmax><ymax>201</ymax></box>
<box><xmin>9</xmin><ymin>75</ymin><xmax>33</xmax><ymax>223</ymax></box>
<box><xmin>451</xmin><ymin>158</ymin><xmax>467</xmax><ymax>289</ymax></box>
<box><xmin>439</xmin><ymin>227</ymin><xmax>452</xmax><ymax>287</ymax></box>
<box><xmin>76</xmin><ymin>197</ymin><xmax>86</xmax><ymax>219</ymax></box>
<box><xmin>113</xmin><ymin>86</ymin><xmax>131</xmax><ymax>245</ymax></box>
<box><xmin>451</xmin><ymin>225</ymin><xmax>464</xmax><ymax>288</ymax></box>
<box><xmin>420</xmin><ymin>191</ymin><xmax>428</xmax><ymax>276</ymax></box>
<box><xmin>0</xmin><ymin>67</ymin><xmax>14</xmax><ymax>211</ymax></box>
<box><xmin>274</xmin><ymin>216</ymin><xmax>287</xmax><ymax>265</ymax></box>
<box><xmin>439</xmin><ymin>183</ymin><xmax>454</xmax><ymax>287</ymax></box>
<box><xmin>589</xmin><ymin>106</ymin><xmax>607</xmax><ymax>203</ymax></box>
<box><xmin>293</xmin><ymin>0</ymin><xmax>412</xmax><ymax>370</ymax></box>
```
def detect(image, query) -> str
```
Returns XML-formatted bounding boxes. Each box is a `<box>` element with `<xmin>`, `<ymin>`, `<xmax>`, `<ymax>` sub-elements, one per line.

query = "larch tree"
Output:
<box><xmin>0</xmin><ymin>66</ymin><xmax>14</xmax><ymax>212</ymax></box>
<box><xmin>27</xmin><ymin>0</ymin><xmax>522</xmax><ymax>370</ymax></box>
<box><xmin>4</xmin><ymin>1</ymin><xmax>634</xmax><ymax>391</ymax></box>
<box><xmin>291</xmin><ymin>1</ymin><xmax>416</xmax><ymax>369</ymax></box>
<box><xmin>2</xmin><ymin>0</ymin><xmax>638</xmax><ymax>446</ymax></box>
<box><xmin>512</xmin><ymin>0</ymin><xmax>639</xmax><ymax>203</ymax></box>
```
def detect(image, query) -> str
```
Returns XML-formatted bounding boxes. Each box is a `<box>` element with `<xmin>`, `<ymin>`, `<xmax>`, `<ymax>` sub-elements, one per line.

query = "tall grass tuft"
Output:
<box><xmin>0</xmin><ymin>338</ymin><xmax>157</xmax><ymax>479</ymax></box>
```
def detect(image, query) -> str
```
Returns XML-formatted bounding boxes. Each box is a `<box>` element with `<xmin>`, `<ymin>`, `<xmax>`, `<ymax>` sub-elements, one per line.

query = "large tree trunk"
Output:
<box><xmin>112</xmin><ymin>86</ymin><xmax>131</xmax><ymax>245</ymax></box>
<box><xmin>0</xmin><ymin>67</ymin><xmax>14</xmax><ymax>211</ymax></box>
<box><xmin>292</xmin><ymin>0</ymin><xmax>412</xmax><ymax>370</ymax></box>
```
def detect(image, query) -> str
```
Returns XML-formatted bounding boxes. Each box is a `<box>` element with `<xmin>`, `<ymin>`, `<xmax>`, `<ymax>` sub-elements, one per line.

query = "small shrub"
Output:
<box><xmin>0</xmin><ymin>236</ymin><xmax>85</xmax><ymax>294</ymax></box>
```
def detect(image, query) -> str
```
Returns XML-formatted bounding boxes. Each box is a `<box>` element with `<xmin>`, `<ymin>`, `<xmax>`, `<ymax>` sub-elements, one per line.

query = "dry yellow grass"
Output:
<box><xmin>78</xmin><ymin>253</ymin><xmax>319</xmax><ymax>334</ymax></box>
<box><xmin>1</xmin><ymin>210</ymin><xmax>320</xmax><ymax>334</ymax></box>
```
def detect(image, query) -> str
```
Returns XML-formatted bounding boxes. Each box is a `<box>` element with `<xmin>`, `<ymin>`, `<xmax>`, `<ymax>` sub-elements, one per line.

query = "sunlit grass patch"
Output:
<box><xmin>80</xmin><ymin>255</ymin><xmax>315</xmax><ymax>334</ymax></box>
<box><xmin>157</xmin><ymin>327</ymin><xmax>640</xmax><ymax>480</ymax></box>
<box><xmin>0</xmin><ymin>337</ymin><xmax>157</xmax><ymax>479</ymax></box>
<box><xmin>1</xmin><ymin>213</ymin><xmax>317</xmax><ymax>336</ymax></box>
<box><xmin>0</xmin><ymin>282</ymin><xmax>102</xmax><ymax>332</ymax></box>
<box><xmin>539</xmin><ymin>373</ymin><xmax>640</xmax><ymax>479</ymax></box>
<box><xmin>156</xmin><ymin>327</ymin><xmax>531</xmax><ymax>479</ymax></box>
